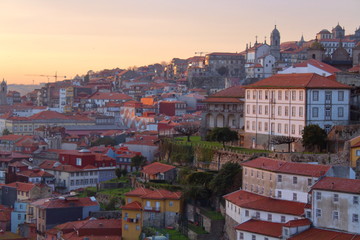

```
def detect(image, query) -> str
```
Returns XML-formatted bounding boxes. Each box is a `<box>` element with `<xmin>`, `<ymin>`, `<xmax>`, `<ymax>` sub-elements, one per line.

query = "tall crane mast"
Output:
<box><xmin>25</xmin><ymin>72</ymin><xmax>67</xmax><ymax>83</ymax></box>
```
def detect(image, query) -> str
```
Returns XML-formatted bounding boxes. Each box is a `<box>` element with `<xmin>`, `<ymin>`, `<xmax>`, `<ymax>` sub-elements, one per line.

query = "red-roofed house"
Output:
<box><xmin>279</xmin><ymin>59</ymin><xmax>341</xmax><ymax>76</ymax></box>
<box><xmin>241</xmin><ymin>157</ymin><xmax>333</xmax><ymax>203</ymax></box>
<box><xmin>140</xmin><ymin>162</ymin><xmax>176</xmax><ymax>183</ymax></box>
<box><xmin>311</xmin><ymin>177</ymin><xmax>360</xmax><ymax>234</ymax></box>
<box><xmin>244</xmin><ymin>73</ymin><xmax>351</xmax><ymax>150</ymax></box>
<box><xmin>121</xmin><ymin>187</ymin><xmax>182</xmax><ymax>240</ymax></box>
<box><xmin>201</xmin><ymin>85</ymin><xmax>245</xmax><ymax>140</ymax></box>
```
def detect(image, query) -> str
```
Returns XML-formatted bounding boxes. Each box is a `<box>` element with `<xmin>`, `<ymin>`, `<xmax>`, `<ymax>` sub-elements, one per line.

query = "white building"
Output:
<box><xmin>244</xmin><ymin>73</ymin><xmax>351</xmax><ymax>150</ymax></box>
<box><xmin>311</xmin><ymin>177</ymin><xmax>360</xmax><ymax>234</ymax></box>
<box><xmin>278</xmin><ymin>59</ymin><xmax>341</xmax><ymax>77</ymax></box>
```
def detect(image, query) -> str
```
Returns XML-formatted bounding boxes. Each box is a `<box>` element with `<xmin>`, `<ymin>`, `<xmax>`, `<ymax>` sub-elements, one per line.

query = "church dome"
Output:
<box><xmin>333</xmin><ymin>24</ymin><xmax>343</xmax><ymax>31</ymax></box>
<box><xmin>319</xmin><ymin>29</ymin><xmax>331</xmax><ymax>34</ymax></box>
<box><xmin>309</xmin><ymin>39</ymin><xmax>325</xmax><ymax>51</ymax></box>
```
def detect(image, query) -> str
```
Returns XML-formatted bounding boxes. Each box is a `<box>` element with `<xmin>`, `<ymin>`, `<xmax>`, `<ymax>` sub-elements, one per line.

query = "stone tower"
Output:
<box><xmin>270</xmin><ymin>25</ymin><xmax>281</xmax><ymax>61</ymax></box>
<box><xmin>353</xmin><ymin>42</ymin><xmax>360</xmax><ymax>66</ymax></box>
<box><xmin>307</xmin><ymin>38</ymin><xmax>325</xmax><ymax>61</ymax></box>
<box><xmin>0</xmin><ymin>79</ymin><xmax>7</xmax><ymax>105</ymax></box>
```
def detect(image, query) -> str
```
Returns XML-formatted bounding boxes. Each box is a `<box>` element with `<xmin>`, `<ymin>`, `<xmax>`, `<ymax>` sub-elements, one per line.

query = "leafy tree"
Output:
<box><xmin>2</xmin><ymin>129</ymin><xmax>11</xmax><ymax>136</ymax></box>
<box><xmin>174</xmin><ymin>122</ymin><xmax>200</xmax><ymax>142</ymax></box>
<box><xmin>91</xmin><ymin>136</ymin><xmax>116</xmax><ymax>147</ymax></box>
<box><xmin>206</xmin><ymin>127</ymin><xmax>239</xmax><ymax>148</ymax></box>
<box><xmin>209</xmin><ymin>162</ymin><xmax>242</xmax><ymax>197</ymax></box>
<box><xmin>131</xmin><ymin>155</ymin><xmax>147</xmax><ymax>171</ymax></box>
<box><xmin>217</xmin><ymin>66</ymin><xmax>229</xmax><ymax>76</ymax></box>
<box><xmin>302</xmin><ymin>124</ymin><xmax>327</xmax><ymax>152</ymax></box>
<box><xmin>121</xmin><ymin>168</ymin><xmax>128</xmax><ymax>177</ymax></box>
<box><xmin>270</xmin><ymin>135</ymin><xmax>298</xmax><ymax>152</ymax></box>
<box><xmin>115</xmin><ymin>168</ymin><xmax>122</xmax><ymax>178</ymax></box>
<box><xmin>185</xmin><ymin>172</ymin><xmax>214</xmax><ymax>187</ymax></box>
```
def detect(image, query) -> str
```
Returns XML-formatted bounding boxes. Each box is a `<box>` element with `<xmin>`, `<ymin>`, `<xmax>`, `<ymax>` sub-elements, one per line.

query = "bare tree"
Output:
<box><xmin>174</xmin><ymin>122</ymin><xmax>200</xmax><ymax>142</ymax></box>
<box><xmin>270</xmin><ymin>135</ymin><xmax>299</xmax><ymax>152</ymax></box>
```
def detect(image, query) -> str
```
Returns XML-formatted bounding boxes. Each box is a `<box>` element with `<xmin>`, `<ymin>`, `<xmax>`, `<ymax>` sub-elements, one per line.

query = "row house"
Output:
<box><xmin>29</xmin><ymin>196</ymin><xmax>100</xmax><ymax>240</ymax></box>
<box><xmin>201</xmin><ymin>85</ymin><xmax>245</xmax><ymax>140</ymax></box>
<box><xmin>0</xmin><ymin>152</ymin><xmax>31</xmax><ymax>184</ymax></box>
<box><xmin>244</xmin><ymin>73</ymin><xmax>351</xmax><ymax>151</ymax></box>
<box><xmin>0</xmin><ymin>111</ymin><xmax>95</xmax><ymax>136</ymax></box>
<box><xmin>121</xmin><ymin>187</ymin><xmax>182</xmax><ymax>240</ymax></box>
<box><xmin>85</xmin><ymin>91</ymin><xmax>133</xmax><ymax>110</ymax></box>
<box><xmin>241</xmin><ymin>157</ymin><xmax>333</xmax><ymax>203</ymax></box>
<box><xmin>140</xmin><ymin>162</ymin><xmax>176</xmax><ymax>183</ymax></box>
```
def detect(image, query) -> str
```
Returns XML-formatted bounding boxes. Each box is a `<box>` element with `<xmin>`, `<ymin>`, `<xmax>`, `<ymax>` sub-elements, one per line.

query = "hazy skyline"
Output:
<box><xmin>1</xmin><ymin>0</ymin><xmax>359</xmax><ymax>84</ymax></box>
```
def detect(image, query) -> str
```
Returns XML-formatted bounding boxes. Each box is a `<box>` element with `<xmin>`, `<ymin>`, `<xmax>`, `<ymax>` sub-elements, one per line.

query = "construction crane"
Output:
<box><xmin>194</xmin><ymin>52</ymin><xmax>209</xmax><ymax>56</ymax></box>
<box><xmin>25</xmin><ymin>72</ymin><xmax>67</xmax><ymax>83</ymax></box>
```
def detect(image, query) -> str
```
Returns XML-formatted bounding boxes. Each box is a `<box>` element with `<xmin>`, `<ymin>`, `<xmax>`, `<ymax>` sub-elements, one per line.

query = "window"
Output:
<box><xmin>334</xmin><ymin>194</ymin><xmax>339</xmax><ymax>202</ymax></box>
<box><xmin>338</xmin><ymin>91</ymin><xmax>344</xmax><ymax>101</ymax></box>
<box><xmin>264</xmin><ymin>122</ymin><xmax>268</xmax><ymax>132</ymax></box>
<box><xmin>76</xmin><ymin>158</ymin><xmax>82</xmax><ymax>166</ymax></box>
<box><xmin>284</xmin><ymin>124</ymin><xmax>289</xmax><ymax>134</ymax></box>
<box><xmin>353</xmin><ymin>214</ymin><xmax>359</xmax><ymax>223</ymax></box>
<box><xmin>278</xmin><ymin>106</ymin><xmax>282</xmax><ymax>116</ymax></box>
<box><xmin>256</xmin><ymin>171</ymin><xmax>260</xmax><ymax>178</ymax></box>
<box><xmin>292</xmin><ymin>91</ymin><xmax>296</xmax><ymax>101</ymax></box>
<box><xmin>18</xmin><ymin>214</ymin><xmax>21</xmax><ymax>220</ymax></box>
<box><xmin>316</xmin><ymin>209</ymin><xmax>322</xmax><ymax>217</ymax></box>
<box><xmin>245</xmin><ymin>210</ymin><xmax>249</xmax><ymax>217</ymax></box>
<box><xmin>278</xmin><ymin>90</ymin><xmax>282</xmax><ymax>100</ymax></box>
<box><xmin>259</xmin><ymin>105</ymin><xmax>262</xmax><ymax>114</ymax></box>
<box><xmin>291</xmin><ymin>124</ymin><xmax>296</xmax><ymax>135</ymax></box>
<box><xmin>136</xmin><ymin>225</ymin><xmax>140</xmax><ymax>231</ymax></box>
<box><xmin>253</xmin><ymin>90</ymin><xmax>256</xmax><ymax>99</ymax></box>
<box><xmin>265</xmin><ymin>90</ymin><xmax>269</xmax><ymax>100</ymax></box>
<box><xmin>285</xmin><ymin>91</ymin><xmax>289</xmax><ymax>100</ymax></box>
<box><xmin>313</xmin><ymin>91</ymin><xmax>319</xmax><ymax>101</ymax></box>
<box><xmin>239</xmin><ymin>232</ymin><xmax>244</xmax><ymax>240</ymax></box>
<box><xmin>308</xmin><ymin>179</ymin><xmax>312</xmax><ymax>186</ymax></box>
<box><xmin>312</xmin><ymin>107</ymin><xmax>319</xmax><ymax>118</ymax></box>
<box><xmin>258</xmin><ymin>122</ymin><xmax>262</xmax><ymax>131</ymax></box>
<box><xmin>354</xmin><ymin>196</ymin><xmax>359</xmax><ymax>205</ymax></box>
<box><xmin>338</xmin><ymin>107</ymin><xmax>344</xmax><ymax>117</ymax></box>
<box><xmin>299</xmin><ymin>91</ymin><xmax>304</xmax><ymax>101</ymax></box>
<box><xmin>246</xmin><ymin>105</ymin><xmax>250</xmax><ymax>114</ymax></box>
<box><xmin>293</xmin><ymin>193</ymin><xmax>297</xmax><ymax>201</ymax></box>
<box><xmin>252</xmin><ymin>235</ymin><xmax>256</xmax><ymax>240</ymax></box>
<box><xmin>333</xmin><ymin>211</ymin><xmax>339</xmax><ymax>220</ymax></box>
<box><xmin>284</xmin><ymin>228</ymin><xmax>289</xmax><ymax>236</ymax></box>
<box><xmin>278</xmin><ymin>175</ymin><xmax>282</xmax><ymax>182</ymax></box>
<box><xmin>299</xmin><ymin>125</ymin><xmax>303</xmax><ymax>135</ymax></box>
<box><xmin>306</xmin><ymin>211</ymin><xmax>312</xmax><ymax>219</ymax></box>
<box><xmin>265</xmin><ymin>106</ymin><xmax>268</xmax><ymax>115</ymax></box>
<box><xmin>251</xmin><ymin>170</ymin><xmax>254</xmax><ymax>177</ymax></box>
<box><xmin>285</xmin><ymin>106</ymin><xmax>289</xmax><ymax>116</ymax></box>
<box><xmin>255</xmin><ymin>212</ymin><xmax>260</xmax><ymax>219</ymax></box>
<box><xmin>252</xmin><ymin>121</ymin><xmax>255</xmax><ymax>131</ymax></box>
<box><xmin>292</xmin><ymin>106</ymin><xmax>296</xmax><ymax>117</ymax></box>
<box><xmin>316</xmin><ymin>192</ymin><xmax>321</xmax><ymax>200</ymax></box>
<box><xmin>278</xmin><ymin>191</ymin><xmax>282</xmax><ymax>198</ymax></box>
<box><xmin>267</xmin><ymin>213</ymin><xmax>272</xmax><ymax>221</ymax></box>
<box><xmin>252</xmin><ymin>105</ymin><xmax>256</xmax><ymax>114</ymax></box>
<box><xmin>246</xmin><ymin>121</ymin><xmax>250</xmax><ymax>130</ymax></box>
<box><xmin>281</xmin><ymin>216</ymin><xmax>286</xmax><ymax>223</ymax></box>
<box><xmin>246</xmin><ymin>90</ymin><xmax>250</xmax><ymax>99</ymax></box>
<box><xmin>259</xmin><ymin>90</ymin><xmax>262</xmax><ymax>100</ymax></box>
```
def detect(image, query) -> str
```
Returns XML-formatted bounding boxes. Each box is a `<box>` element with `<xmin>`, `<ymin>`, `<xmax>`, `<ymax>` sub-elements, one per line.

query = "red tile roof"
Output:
<box><xmin>125</xmin><ymin>187</ymin><xmax>181</xmax><ymax>200</ymax></box>
<box><xmin>241</xmin><ymin>157</ymin><xmax>331</xmax><ymax>177</ymax></box>
<box><xmin>202</xmin><ymin>97</ymin><xmax>243</xmax><ymax>103</ymax></box>
<box><xmin>0</xmin><ymin>134</ymin><xmax>23</xmax><ymax>141</ymax></box>
<box><xmin>89</xmin><ymin>92</ymin><xmax>133</xmax><ymax>101</ymax></box>
<box><xmin>311</xmin><ymin>176</ymin><xmax>360</xmax><ymax>194</ymax></box>
<box><xmin>292</xmin><ymin>59</ymin><xmax>341</xmax><ymax>75</ymax></box>
<box><xmin>235</xmin><ymin>219</ymin><xmax>283</xmax><ymax>238</ymax></box>
<box><xmin>224</xmin><ymin>190</ymin><xmax>305</xmax><ymax>216</ymax></box>
<box><xmin>141</xmin><ymin>162</ymin><xmax>175</xmax><ymax>175</ymax></box>
<box><xmin>31</xmin><ymin>196</ymin><xmax>98</xmax><ymax>209</ymax></box>
<box><xmin>212</xmin><ymin>85</ymin><xmax>245</xmax><ymax>98</ymax></box>
<box><xmin>245</xmin><ymin>73</ymin><xmax>351</xmax><ymax>89</ymax></box>
<box><xmin>121</xmin><ymin>201</ymin><xmax>142</xmax><ymax>210</ymax></box>
<box><xmin>5</xmin><ymin>182</ymin><xmax>36</xmax><ymax>192</ymax></box>
<box><xmin>288</xmin><ymin>227</ymin><xmax>360</xmax><ymax>240</ymax></box>
<box><xmin>17</xmin><ymin>169</ymin><xmax>53</xmax><ymax>178</ymax></box>
<box><xmin>283</xmin><ymin>218</ymin><xmax>311</xmax><ymax>227</ymax></box>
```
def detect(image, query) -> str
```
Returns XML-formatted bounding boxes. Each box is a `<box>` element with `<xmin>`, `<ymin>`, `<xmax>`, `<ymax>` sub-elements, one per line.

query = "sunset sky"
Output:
<box><xmin>1</xmin><ymin>0</ymin><xmax>359</xmax><ymax>84</ymax></box>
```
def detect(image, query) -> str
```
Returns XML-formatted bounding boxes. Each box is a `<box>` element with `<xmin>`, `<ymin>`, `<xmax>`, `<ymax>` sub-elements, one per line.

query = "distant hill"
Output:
<box><xmin>8</xmin><ymin>84</ymin><xmax>41</xmax><ymax>96</ymax></box>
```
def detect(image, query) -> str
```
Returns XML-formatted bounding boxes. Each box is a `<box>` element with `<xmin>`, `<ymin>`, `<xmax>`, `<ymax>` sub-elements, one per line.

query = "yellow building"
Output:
<box><xmin>350</xmin><ymin>136</ymin><xmax>360</xmax><ymax>168</ymax></box>
<box><xmin>121</xmin><ymin>187</ymin><xmax>182</xmax><ymax>240</ymax></box>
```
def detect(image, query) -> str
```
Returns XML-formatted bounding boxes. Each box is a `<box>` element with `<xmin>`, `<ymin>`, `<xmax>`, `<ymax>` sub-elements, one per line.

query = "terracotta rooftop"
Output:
<box><xmin>211</xmin><ymin>85</ymin><xmax>245</xmax><ymax>98</ymax></box>
<box><xmin>241</xmin><ymin>157</ymin><xmax>331</xmax><ymax>177</ymax></box>
<box><xmin>121</xmin><ymin>201</ymin><xmax>142</xmax><ymax>210</ymax></box>
<box><xmin>291</xmin><ymin>59</ymin><xmax>341</xmax><ymax>75</ymax></box>
<box><xmin>245</xmin><ymin>73</ymin><xmax>351</xmax><ymax>89</ymax></box>
<box><xmin>284</xmin><ymin>218</ymin><xmax>312</xmax><ymax>227</ymax></box>
<box><xmin>5</xmin><ymin>182</ymin><xmax>36</xmax><ymax>192</ymax></box>
<box><xmin>89</xmin><ymin>92</ymin><xmax>133</xmax><ymax>101</ymax></box>
<box><xmin>31</xmin><ymin>196</ymin><xmax>99</xmax><ymax>209</ymax></box>
<box><xmin>125</xmin><ymin>187</ymin><xmax>181</xmax><ymax>200</ymax></box>
<box><xmin>311</xmin><ymin>176</ymin><xmax>360</xmax><ymax>194</ymax></box>
<box><xmin>141</xmin><ymin>162</ymin><xmax>175</xmax><ymax>175</ymax></box>
<box><xmin>288</xmin><ymin>227</ymin><xmax>360</xmax><ymax>240</ymax></box>
<box><xmin>235</xmin><ymin>219</ymin><xmax>283</xmax><ymax>238</ymax></box>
